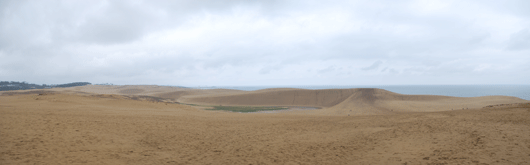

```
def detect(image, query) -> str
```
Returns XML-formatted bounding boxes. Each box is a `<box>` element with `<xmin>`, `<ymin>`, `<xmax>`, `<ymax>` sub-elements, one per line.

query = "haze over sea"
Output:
<box><xmin>194</xmin><ymin>85</ymin><xmax>530</xmax><ymax>101</ymax></box>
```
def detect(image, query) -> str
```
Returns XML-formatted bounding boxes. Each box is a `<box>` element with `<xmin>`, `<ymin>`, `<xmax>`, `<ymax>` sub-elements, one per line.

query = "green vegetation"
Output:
<box><xmin>0</xmin><ymin>81</ymin><xmax>91</xmax><ymax>91</ymax></box>
<box><xmin>207</xmin><ymin>106</ymin><xmax>288</xmax><ymax>113</ymax></box>
<box><xmin>178</xmin><ymin>103</ymin><xmax>201</xmax><ymax>106</ymax></box>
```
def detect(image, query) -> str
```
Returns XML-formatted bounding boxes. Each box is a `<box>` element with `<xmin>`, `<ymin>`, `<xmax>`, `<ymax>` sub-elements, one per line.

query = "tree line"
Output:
<box><xmin>0</xmin><ymin>81</ymin><xmax>91</xmax><ymax>91</ymax></box>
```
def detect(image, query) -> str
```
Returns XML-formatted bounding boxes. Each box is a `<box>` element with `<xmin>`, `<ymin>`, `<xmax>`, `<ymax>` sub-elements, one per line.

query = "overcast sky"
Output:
<box><xmin>1</xmin><ymin>0</ymin><xmax>529</xmax><ymax>86</ymax></box>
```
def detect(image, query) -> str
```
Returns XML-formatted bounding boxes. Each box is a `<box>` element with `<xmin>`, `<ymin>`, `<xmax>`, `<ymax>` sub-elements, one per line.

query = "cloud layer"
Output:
<box><xmin>1</xmin><ymin>0</ymin><xmax>529</xmax><ymax>86</ymax></box>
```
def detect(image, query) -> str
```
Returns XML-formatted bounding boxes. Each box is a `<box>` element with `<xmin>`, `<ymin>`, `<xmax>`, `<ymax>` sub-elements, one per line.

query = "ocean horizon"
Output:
<box><xmin>191</xmin><ymin>85</ymin><xmax>530</xmax><ymax>100</ymax></box>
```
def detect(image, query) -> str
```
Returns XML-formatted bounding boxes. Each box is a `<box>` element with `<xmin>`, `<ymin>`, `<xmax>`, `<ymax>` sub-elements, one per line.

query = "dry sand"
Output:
<box><xmin>179</xmin><ymin>88</ymin><xmax>527</xmax><ymax>115</ymax></box>
<box><xmin>1</xmin><ymin>86</ymin><xmax>530</xmax><ymax>164</ymax></box>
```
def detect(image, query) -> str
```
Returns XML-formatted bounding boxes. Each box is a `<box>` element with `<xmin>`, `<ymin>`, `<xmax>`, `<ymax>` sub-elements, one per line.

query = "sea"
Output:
<box><xmin>192</xmin><ymin>85</ymin><xmax>530</xmax><ymax>100</ymax></box>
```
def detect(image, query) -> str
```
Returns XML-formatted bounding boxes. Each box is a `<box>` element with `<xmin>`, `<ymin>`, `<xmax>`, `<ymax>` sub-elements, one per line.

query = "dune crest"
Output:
<box><xmin>8</xmin><ymin>85</ymin><xmax>526</xmax><ymax>115</ymax></box>
<box><xmin>179</xmin><ymin>88</ymin><xmax>528</xmax><ymax>115</ymax></box>
<box><xmin>2</xmin><ymin>86</ymin><xmax>530</xmax><ymax>164</ymax></box>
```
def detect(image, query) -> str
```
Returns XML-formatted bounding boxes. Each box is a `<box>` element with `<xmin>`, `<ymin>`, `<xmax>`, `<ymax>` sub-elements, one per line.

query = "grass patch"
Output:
<box><xmin>179</xmin><ymin>103</ymin><xmax>200</xmax><ymax>106</ymax></box>
<box><xmin>207</xmin><ymin>106</ymin><xmax>288</xmax><ymax>113</ymax></box>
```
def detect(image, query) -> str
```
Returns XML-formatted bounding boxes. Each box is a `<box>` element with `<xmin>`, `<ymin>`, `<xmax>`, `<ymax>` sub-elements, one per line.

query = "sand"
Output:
<box><xmin>1</xmin><ymin>86</ymin><xmax>530</xmax><ymax>164</ymax></box>
<box><xmin>178</xmin><ymin>88</ymin><xmax>527</xmax><ymax>115</ymax></box>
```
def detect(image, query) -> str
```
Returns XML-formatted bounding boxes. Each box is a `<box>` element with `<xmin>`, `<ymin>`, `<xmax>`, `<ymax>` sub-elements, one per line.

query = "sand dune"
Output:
<box><xmin>3</xmin><ymin>86</ymin><xmax>527</xmax><ymax>116</ymax></box>
<box><xmin>325</xmin><ymin>88</ymin><xmax>527</xmax><ymax>115</ymax></box>
<box><xmin>177</xmin><ymin>88</ymin><xmax>528</xmax><ymax>115</ymax></box>
<box><xmin>180</xmin><ymin>88</ymin><xmax>357</xmax><ymax>107</ymax></box>
<box><xmin>1</xmin><ymin>89</ymin><xmax>529</xmax><ymax>164</ymax></box>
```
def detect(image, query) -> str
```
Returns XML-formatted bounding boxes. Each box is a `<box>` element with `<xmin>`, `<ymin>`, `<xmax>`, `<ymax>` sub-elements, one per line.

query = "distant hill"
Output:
<box><xmin>0</xmin><ymin>81</ymin><xmax>91</xmax><ymax>91</ymax></box>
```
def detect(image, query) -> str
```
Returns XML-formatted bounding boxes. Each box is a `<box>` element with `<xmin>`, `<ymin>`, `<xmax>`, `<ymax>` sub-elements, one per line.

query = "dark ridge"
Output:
<box><xmin>0</xmin><ymin>81</ymin><xmax>91</xmax><ymax>91</ymax></box>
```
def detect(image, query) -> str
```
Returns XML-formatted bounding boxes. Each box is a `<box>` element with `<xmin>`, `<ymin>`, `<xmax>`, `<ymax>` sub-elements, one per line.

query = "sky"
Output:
<box><xmin>1</xmin><ymin>0</ymin><xmax>529</xmax><ymax>86</ymax></box>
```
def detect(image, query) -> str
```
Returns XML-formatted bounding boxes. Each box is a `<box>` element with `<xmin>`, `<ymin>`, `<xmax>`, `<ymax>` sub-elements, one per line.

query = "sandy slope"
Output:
<box><xmin>39</xmin><ymin>85</ymin><xmax>527</xmax><ymax>114</ymax></box>
<box><xmin>1</xmin><ymin>91</ymin><xmax>529</xmax><ymax>165</ymax></box>
<box><xmin>178</xmin><ymin>88</ymin><xmax>527</xmax><ymax>115</ymax></box>
<box><xmin>179</xmin><ymin>88</ymin><xmax>357</xmax><ymax>107</ymax></box>
<box><xmin>1</xmin><ymin>86</ymin><xmax>529</xmax><ymax>164</ymax></box>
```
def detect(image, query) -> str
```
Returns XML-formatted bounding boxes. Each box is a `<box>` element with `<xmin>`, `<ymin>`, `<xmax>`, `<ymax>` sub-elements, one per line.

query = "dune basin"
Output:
<box><xmin>1</xmin><ymin>85</ymin><xmax>529</xmax><ymax>164</ymax></box>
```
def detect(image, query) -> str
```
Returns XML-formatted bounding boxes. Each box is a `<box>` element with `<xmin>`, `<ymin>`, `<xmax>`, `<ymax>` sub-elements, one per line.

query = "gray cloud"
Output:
<box><xmin>65</xmin><ymin>1</ymin><xmax>155</xmax><ymax>44</ymax></box>
<box><xmin>361</xmin><ymin>61</ymin><xmax>383</xmax><ymax>71</ymax></box>
<box><xmin>1</xmin><ymin>0</ymin><xmax>529</xmax><ymax>85</ymax></box>
<box><xmin>389</xmin><ymin>69</ymin><xmax>399</xmax><ymax>75</ymax></box>
<box><xmin>318</xmin><ymin>66</ymin><xmax>335</xmax><ymax>74</ymax></box>
<box><xmin>507</xmin><ymin>28</ymin><xmax>530</xmax><ymax>50</ymax></box>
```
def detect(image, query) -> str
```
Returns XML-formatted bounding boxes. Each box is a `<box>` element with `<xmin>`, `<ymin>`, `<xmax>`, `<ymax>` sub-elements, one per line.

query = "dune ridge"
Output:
<box><xmin>3</xmin><ymin>85</ymin><xmax>527</xmax><ymax>116</ymax></box>
<box><xmin>1</xmin><ymin>88</ymin><xmax>530</xmax><ymax>164</ymax></box>
<box><xmin>180</xmin><ymin>88</ymin><xmax>357</xmax><ymax>107</ymax></box>
<box><xmin>177</xmin><ymin>88</ymin><xmax>528</xmax><ymax>115</ymax></box>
